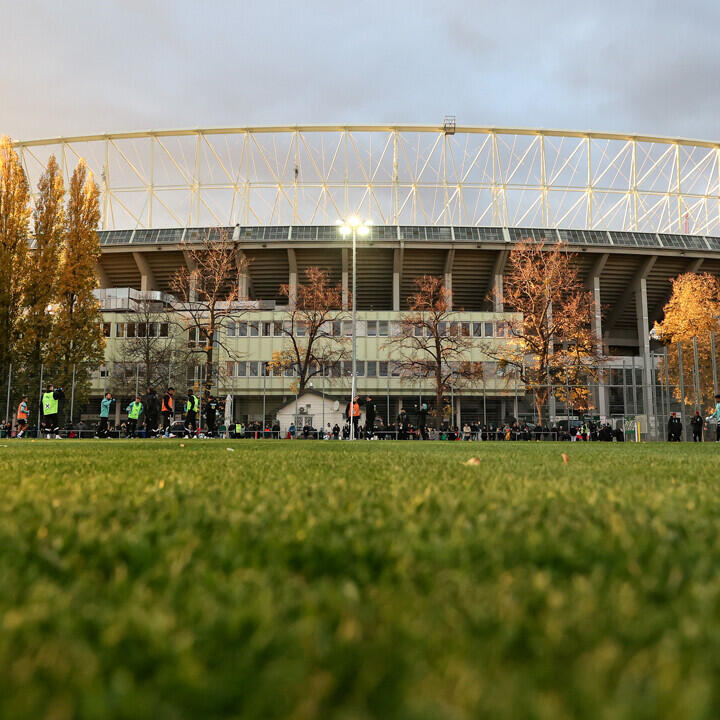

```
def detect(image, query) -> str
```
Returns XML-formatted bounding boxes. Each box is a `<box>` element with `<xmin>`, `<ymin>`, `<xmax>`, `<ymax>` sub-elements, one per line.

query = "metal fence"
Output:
<box><xmin>1</xmin><ymin>340</ymin><xmax>718</xmax><ymax>441</ymax></box>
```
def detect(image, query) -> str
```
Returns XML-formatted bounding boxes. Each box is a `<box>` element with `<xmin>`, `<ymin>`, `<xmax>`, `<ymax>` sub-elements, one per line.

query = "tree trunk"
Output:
<box><xmin>435</xmin><ymin>386</ymin><xmax>444</xmax><ymax>430</ymax></box>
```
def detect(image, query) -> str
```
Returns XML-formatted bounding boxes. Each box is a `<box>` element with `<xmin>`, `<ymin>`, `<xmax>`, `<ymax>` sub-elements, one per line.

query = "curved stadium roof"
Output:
<box><xmin>13</xmin><ymin>126</ymin><xmax>720</xmax><ymax>236</ymax></box>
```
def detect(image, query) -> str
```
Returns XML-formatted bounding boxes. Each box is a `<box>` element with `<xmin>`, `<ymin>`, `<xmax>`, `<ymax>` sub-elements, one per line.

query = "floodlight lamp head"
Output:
<box><xmin>339</xmin><ymin>225</ymin><xmax>351</xmax><ymax>236</ymax></box>
<box><xmin>357</xmin><ymin>225</ymin><xmax>370</xmax><ymax>236</ymax></box>
<box><xmin>348</xmin><ymin>215</ymin><xmax>361</xmax><ymax>227</ymax></box>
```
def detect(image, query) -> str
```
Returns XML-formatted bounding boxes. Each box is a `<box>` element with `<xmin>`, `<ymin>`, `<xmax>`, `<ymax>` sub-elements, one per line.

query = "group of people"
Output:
<box><xmin>95</xmin><ymin>387</ymin><xmax>224</xmax><ymax>438</ymax></box>
<box><xmin>667</xmin><ymin>394</ymin><xmax>720</xmax><ymax>442</ymax></box>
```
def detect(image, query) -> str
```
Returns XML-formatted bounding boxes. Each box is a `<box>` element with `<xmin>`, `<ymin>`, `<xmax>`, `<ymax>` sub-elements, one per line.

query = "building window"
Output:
<box><xmin>249</xmin><ymin>322</ymin><xmax>259</xmax><ymax>337</ymax></box>
<box><xmin>296</xmin><ymin>322</ymin><xmax>306</xmax><ymax>337</ymax></box>
<box><xmin>390</xmin><ymin>362</ymin><xmax>401</xmax><ymax>377</ymax></box>
<box><xmin>237</xmin><ymin>322</ymin><xmax>247</xmax><ymax>337</ymax></box>
<box><xmin>378</xmin><ymin>321</ymin><xmax>388</xmax><ymax>336</ymax></box>
<box><xmin>496</xmin><ymin>322</ymin><xmax>506</xmax><ymax>337</ymax></box>
<box><xmin>342</xmin><ymin>320</ymin><xmax>352</xmax><ymax>336</ymax></box>
<box><xmin>236</xmin><ymin>361</ymin><xmax>247</xmax><ymax>377</ymax></box>
<box><xmin>355</xmin><ymin>361</ymin><xmax>365</xmax><ymax>377</ymax></box>
<box><xmin>367</xmin><ymin>361</ymin><xmax>377</xmax><ymax>377</ymax></box>
<box><xmin>273</xmin><ymin>321</ymin><xmax>283</xmax><ymax>337</ymax></box>
<box><xmin>378</xmin><ymin>361</ymin><xmax>389</xmax><ymax>377</ymax></box>
<box><xmin>461</xmin><ymin>322</ymin><xmax>471</xmax><ymax>336</ymax></box>
<box><xmin>473</xmin><ymin>322</ymin><xmax>483</xmax><ymax>337</ymax></box>
<box><xmin>126</xmin><ymin>323</ymin><xmax>136</xmax><ymax>338</ymax></box>
<box><xmin>159</xmin><ymin>323</ymin><xmax>169</xmax><ymax>338</ymax></box>
<box><xmin>437</xmin><ymin>322</ymin><xmax>447</xmax><ymax>336</ymax></box>
<box><xmin>226</xmin><ymin>321</ymin><xmax>235</xmax><ymax>337</ymax></box>
<box><xmin>332</xmin><ymin>320</ymin><xmax>342</xmax><ymax>336</ymax></box>
<box><xmin>367</xmin><ymin>320</ymin><xmax>377</xmax><ymax>337</ymax></box>
<box><xmin>484</xmin><ymin>322</ymin><xmax>494</xmax><ymax>338</ymax></box>
<box><xmin>103</xmin><ymin>322</ymin><xmax>111</xmax><ymax>338</ymax></box>
<box><xmin>414</xmin><ymin>325</ymin><xmax>424</xmax><ymax>337</ymax></box>
<box><xmin>136</xmin><ymin>323</ymin><xmax>147</xmax><ymax>338</ymax></box>
<box><xmin>262</xmin><ymin>322</ymin><xmax>272</xmax><ymax>337</ymax></box>
<box><xmin>249</xmin><ymin>361</ymin><xmax>258</xmax><ymax>376</ymax></box>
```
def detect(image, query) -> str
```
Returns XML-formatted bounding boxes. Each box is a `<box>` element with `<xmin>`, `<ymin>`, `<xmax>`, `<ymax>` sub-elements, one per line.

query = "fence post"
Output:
<box><xmin>710</xmin><ymin>331</ymin><xmax>718</xmax><ymax>397</ymax></box>
<box><xmin>70</xmin><ymin>363</ymin><xmax>76</xmax><ymax>426</ymax></box>
<box><xmin>5</xmin><ymin>364</ymin><xmax>11</xmax><ymax>427</ymax></box>
<box><xmin>678</xmin><ymin>342</ymin><xmax>686</xmax><ymax>441</ymax></box>
<box><xmin>37</xmin><ymin>364</ymin><xmax>44</xmax><ymax>437</ymax></box>
<box><xmin>692</xmin><ymin>337</ymin><xmax>701</xmax><ymax>417</ymax></box>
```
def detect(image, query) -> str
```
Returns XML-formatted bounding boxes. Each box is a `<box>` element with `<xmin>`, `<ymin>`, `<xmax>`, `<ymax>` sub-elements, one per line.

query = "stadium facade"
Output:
<box><xmin>14</xmin><ymin>126</ymin><xmax>720</xmax><ymax>432</ymax></box>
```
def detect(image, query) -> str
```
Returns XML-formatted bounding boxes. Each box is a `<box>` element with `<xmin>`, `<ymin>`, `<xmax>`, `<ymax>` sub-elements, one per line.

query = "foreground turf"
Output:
<box><xmin>1</xmin><ymin>440</ymin><xmax>720</xmax><ymax>719</ymax></box>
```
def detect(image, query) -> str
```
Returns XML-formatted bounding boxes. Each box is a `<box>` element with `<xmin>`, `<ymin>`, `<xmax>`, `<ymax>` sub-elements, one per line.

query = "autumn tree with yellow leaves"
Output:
<box><xmin>654</xmin><ymin>272</ymin><xmax>720</xmax><ymax>411</ymax></box>
<box><xmin>482</xmin><ymin>241</ymin><xmax>602</xmax><ymax>427</ymax></box>
<box><xmin>48</xmin><ymin>160</ymin><xmax>105</xmax><ymax>400</ymax></box>
<box><xmin>0</xmin><ymin>136</ymin><xmax>31</xmax><ymax>370</ymax></box>
<box><xmin>18</xmin><ymin>155</ymin><xmax>65</xmax><ymax>386</ymax></box>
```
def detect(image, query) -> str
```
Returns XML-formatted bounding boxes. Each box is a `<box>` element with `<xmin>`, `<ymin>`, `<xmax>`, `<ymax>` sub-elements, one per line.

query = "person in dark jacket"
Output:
<box><xmin>161</xmin><ymin>388</ymin><xmax>175</xmax><ymax>435</ymax></box>
<box><xmin>691</xmin><ymin>410</ymin><xmax>704</xmax><ymax>442</ymax></box>
<box><xmin>416</xmin><ymin>403</ymin><xmax>429</xmax><ymax>440</ymax></box>
<box><xmin>42</xmin><ymin>384</ymin><xmax>66</xmax><ymax>438</ymax></box>
<box><xmin>143</xmin><ymin>387</ymin><xmax>160</xmax><ymax>436</ymax></box>
<box><xmin>365</xmin><ymin>396</ymin><xmax>377</xmax><ymax>439</ymax></box>
<box><xmin>397</xmin><ymin>409</ymin><xmax>409</xmax><ymax>440</ymax></box>
<box><xmin>667</xmin><ymin>412</ymin><xmax>682</xmax><ymax>441</ymax></box>
<box><xmin>205</xmin><ymin>395</ymin><xmax>219</xmax><ymax>437</ymax></box>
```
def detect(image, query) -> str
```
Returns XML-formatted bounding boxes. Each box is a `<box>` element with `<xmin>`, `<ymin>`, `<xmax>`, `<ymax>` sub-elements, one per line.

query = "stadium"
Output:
<box><xmin>14</xmin><ymin>124</ymin><xmax>720</xmax><ymax>435</ymax></box>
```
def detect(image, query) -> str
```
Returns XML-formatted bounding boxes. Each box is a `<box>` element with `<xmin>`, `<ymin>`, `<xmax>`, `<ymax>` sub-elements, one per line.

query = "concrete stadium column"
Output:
<box><xmin>585</xmin><ymin>254</ymin><xmax>609</xmax><ymax>419</ymax></box>
<box><xmin>444</xmin><ymin>248</ymin><xmax>455</xmax><ymax>310</ymax></box>
<box><xmin>132</xmin><ymin>252</ymin><xmax>157</xmax><ymax>292</ymax></box>
<box><xmin>392</xmin><ymin>246</ymin><xmax>403</xmax><ymax>311</ymax></box>
<box><xmin>95</xmin><ymin>260</ymin><xmax>111</xmax><ymax>289</ymax></box>
<box><xmin>490</xmin><ymin>250</ymin><xmax>508</xmax><ymax>312</ymax></box>
<box><xmin>235</xmin><ymin>248</ymin><xmax>250</xmax><ymax>299</ymax></box>
<box><xmin>635</xmin><ymin>273</ymin><xmax>656</xmax><ymax>422</ymax></box>
<box><xmin>287</xmin><ymin>249</ymin><xmax>297</xmax><ymax>308</ymax></box>
<box><xmin>183</xmin><ymin>251</ymin><xmax>198</xmax><ymax>302</ymax></box>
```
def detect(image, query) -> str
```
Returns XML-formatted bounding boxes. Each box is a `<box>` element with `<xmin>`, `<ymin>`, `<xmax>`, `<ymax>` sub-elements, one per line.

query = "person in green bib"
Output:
<box><xmin>125</xmin><ymin>396</ymin><xmax>144</xmax><ymax>438</ymax></box>
<box><xmin>184</xmin><ymin>389</ymin><xmax>199</xmax><ymax>438</ymax></box>
<box><xmin>42</xmin><ymin>384</ymin><xmax>65</xmax><ymax>439</ymax></box>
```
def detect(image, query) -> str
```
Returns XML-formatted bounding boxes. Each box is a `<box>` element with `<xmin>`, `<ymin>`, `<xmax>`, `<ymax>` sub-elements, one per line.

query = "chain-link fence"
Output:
<box><xmin>1</xmin><ymin>340</ymin><xmax>718</xmax><ymax>440</ymax></box>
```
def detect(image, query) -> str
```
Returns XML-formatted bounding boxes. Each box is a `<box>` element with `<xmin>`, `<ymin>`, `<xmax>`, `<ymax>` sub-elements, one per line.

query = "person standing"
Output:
<box><xmin>42</xmin><ymin>384</ymin><xmax>65</xmax><ymax>439</ymax></box>
<box><xmin>143</xmin><ymin>387</ymin><xmax>160</xmax><ymax>437</ymax></box>
<box><xmin>16</xmin><ymin>395</ymin><xmax>29</xmax><ymax>438</ymax></box>
<box><xmin>205</xmin><ymin>394</ymin><xmax>218</xmax><ymax>437</ymax></box>
<box><xmin>365</xmin><ymin>396</ymin><xmax>377</xmax><ymax>439</ymax></box>
<box><xmin>184</xmin><ymin>389</ymin><xmax>199</xmax><ymax>438</ymax></box>
<box><xmin>344</xmin><ymin>395</ymin><xmax>360</xmax><ymax>439</ymax></box>
<box><xmin>691</xmin><ymin>410</ymin><xmax>704</xmax><ymax>442</ymax></box>
<box><xmin>97</xmin><ymin>392</ymin><xmax>115</xmax><ymax>438</ymax></box>
<box><xmin>125</xmin><ymin>396</ymin><xmax>143</xmax><ymax>438</ymax></box>
<box><xmin>417</xmin><ymin>402</ymin><xmax>429</xmax><ymax>440</ymax></box>
<box><xmin>161</xmin><ymin>387</ymin><xmax>175</xmax><ymax>436</ymax></box>
<box><xmin>705</xmin><ymin>394</ymin><xmax>720</xmax><ymax>442</ymax></box>
<box><xmin>397</xmin><ymin>408</ymin><xmax>409</xmax><ymax>440</ymax></box>
<box><xmin>667</xmin><ymin>412</ymin><xmax>682</xmax><ymax>441</ymax></box>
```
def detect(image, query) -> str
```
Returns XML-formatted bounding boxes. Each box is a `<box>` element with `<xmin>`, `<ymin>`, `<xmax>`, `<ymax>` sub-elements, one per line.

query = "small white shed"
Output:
<box><xmin>275</xmin><ymin>392</ymin><xmax>361</xmax><ymax>434</ymax></box>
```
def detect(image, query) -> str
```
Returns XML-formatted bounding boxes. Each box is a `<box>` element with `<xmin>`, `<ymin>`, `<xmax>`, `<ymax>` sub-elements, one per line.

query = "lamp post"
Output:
<box><xmin>338</xmin><ymin>216</ymin><xmax>371</xmax><ymax>440</ymax></box>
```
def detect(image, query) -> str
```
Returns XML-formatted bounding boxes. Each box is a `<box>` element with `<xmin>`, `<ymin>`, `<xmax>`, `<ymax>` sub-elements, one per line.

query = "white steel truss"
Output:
<box><xmin>12</xmin><ymin>126</ymin><xmax>720</xmax><ymax>234</ymax></box>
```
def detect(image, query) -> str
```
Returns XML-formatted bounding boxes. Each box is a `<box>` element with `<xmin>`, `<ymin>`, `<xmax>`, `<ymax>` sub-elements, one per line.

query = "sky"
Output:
<box><xmin>2</xmin><ymin>0</ymin><xmax>720</xmax><ymax>142</ymax></box>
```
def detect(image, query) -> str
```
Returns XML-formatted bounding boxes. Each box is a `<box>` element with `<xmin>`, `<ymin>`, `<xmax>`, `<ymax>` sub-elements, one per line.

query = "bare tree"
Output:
<box><xmin>269</xmin><ymin>267</ymin><xmax>349</xmax><ymax>393</ymax></box>
<box><xmin>482</xmin><ymin>240</ymin><xmax>602</xmax><ymax>426</ymax></box>
<box><xmin>171</xmin><ymin>229</ymin><xmax>249</xmax><ymax>396</ymax></box>
<box><xmin>109</xmin><ymin>296</ymin><xmax>187</xmax><ymax>397</ymax></box>
<box><xmin>383</xmin><ymin>275</ymin><xmax>482</xmax><ymax>428</ymax></box>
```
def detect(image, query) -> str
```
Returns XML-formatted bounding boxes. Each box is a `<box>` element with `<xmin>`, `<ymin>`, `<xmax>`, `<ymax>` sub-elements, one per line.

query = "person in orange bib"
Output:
<box><xmin>16</xmin><ymin>395</ymin><xmax>29</xmax><ymax>438</ymax></box>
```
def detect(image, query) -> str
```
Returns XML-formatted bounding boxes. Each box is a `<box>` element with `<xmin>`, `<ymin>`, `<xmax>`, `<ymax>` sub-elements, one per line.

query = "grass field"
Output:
<box><xmin>1</xmin><ymin>440</ymin><xmax>720</xmax><ymax>719</ymax></box>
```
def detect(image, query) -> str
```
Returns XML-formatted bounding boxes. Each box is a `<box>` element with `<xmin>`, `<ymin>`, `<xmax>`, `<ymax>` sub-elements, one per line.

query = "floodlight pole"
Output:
<box><xmin>350</xmin><ymin>225</ymin><xmax>357</xmax><ymax>441</ymax></box>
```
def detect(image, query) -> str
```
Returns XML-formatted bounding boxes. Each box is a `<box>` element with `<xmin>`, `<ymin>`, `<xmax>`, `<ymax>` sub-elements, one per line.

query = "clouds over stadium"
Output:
<box><xmin>1</xmin><ymin>0</ymin><xmax>719</xmax><ymax>140</ymax></box>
